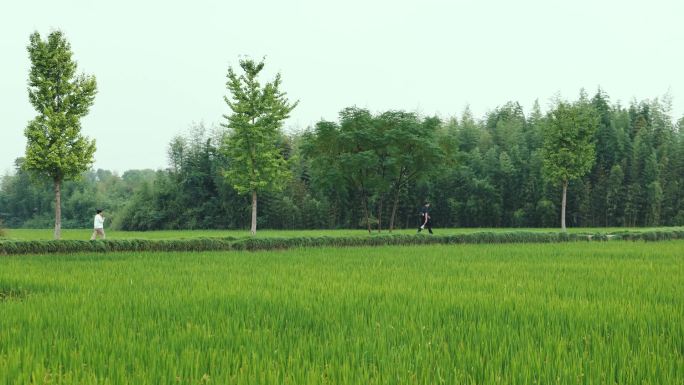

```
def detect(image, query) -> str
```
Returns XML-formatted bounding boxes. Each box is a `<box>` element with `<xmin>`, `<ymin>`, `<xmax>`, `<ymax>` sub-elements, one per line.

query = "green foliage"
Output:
<box><xmin>542</xmin><ymin>101</ymin><xmax>599</xmax><ymax>183</ymax></box>
<box><xmin>302</xmin><ymin>108</ymin><xmax>443</xmax><ymax>232</ymax></box>
<box><xmin>3</xmin><ymin>87</ymin><xmax>683</xmax><ymax>231</ymax></box>
<box><xmin>542</xmin><ymin>99</ymin><xmax>599</xmax><ymax>230</ymax></box>
<box><xmin>117</xmin><ymin>123</ymin><xmax>237</xmax><ymax>231</ymax></box>
<box><xmin>23</xmin><ymin>31</ymin><xmax>97</xmax><ymax>239</ymax></box>
<box><xmin>0</xmin><ymin>160</ymin><xmax>155</xmax><ymax>230</ymax></box>
<box><xmin>221</xmin><ymin>58</ymin><xmax>298</xmax><ymax>235</ymax></box>
<box><xmin>1</xmin><ymin>242</ymin><xmax>683</xmax><ymax>383</ymax></box>
<box><xmin>24</xmin><ymin>31</ymin><xmax>97</xmax><ymax>181</ymax></box>
<box><xmin>221</xmin><ymin>58</ymin><xmax>297</xmax><ymax>195</ymax></box>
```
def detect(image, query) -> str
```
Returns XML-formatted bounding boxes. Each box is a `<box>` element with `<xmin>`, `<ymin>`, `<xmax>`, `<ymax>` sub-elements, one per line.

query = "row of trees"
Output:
<box><xmin>302</xmin><ymin>93</ymin><xmax>683</xmax><ymax>230</ymax></box>
<box><xmin>3</xmin><ymin>30</ymin><xmax>683</xmax><ymax>236</ymax></box>
<box><xmin>3</xmin><ymin>91</ymin><xmax>683</xmax><ymax>231</ymax></box>
<box><xmin>15</xmin><ymin>31</ymin><xmax>297</xmax><ymax>238</ymax></box>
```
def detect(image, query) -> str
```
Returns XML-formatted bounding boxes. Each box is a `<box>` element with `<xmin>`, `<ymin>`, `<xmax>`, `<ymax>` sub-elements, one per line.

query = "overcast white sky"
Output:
<box><xmin>1</xmin><ymin>0</ymin><xmax>682</xmax><ymax>174</ymax></box>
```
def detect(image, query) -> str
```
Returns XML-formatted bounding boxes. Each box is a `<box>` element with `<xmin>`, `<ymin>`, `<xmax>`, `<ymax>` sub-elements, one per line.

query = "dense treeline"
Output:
<box><xmin>1</xmin><ymin>90</ymin><xmax>683</xmax><ymax>230</ymax></box>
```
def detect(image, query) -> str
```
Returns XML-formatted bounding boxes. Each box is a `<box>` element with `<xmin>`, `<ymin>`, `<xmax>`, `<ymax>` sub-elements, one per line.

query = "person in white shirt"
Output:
<box><xmin>90</xmin><ymin>209</ymin><xmax>106</xmax><ymax>240</ymax></box>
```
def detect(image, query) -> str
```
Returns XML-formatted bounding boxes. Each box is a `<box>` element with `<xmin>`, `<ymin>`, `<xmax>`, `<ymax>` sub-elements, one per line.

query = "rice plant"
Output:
<box><xmin>0</xmin><ymin>241</ymin><xmax>682</xmax><ymax>384</ymax></box>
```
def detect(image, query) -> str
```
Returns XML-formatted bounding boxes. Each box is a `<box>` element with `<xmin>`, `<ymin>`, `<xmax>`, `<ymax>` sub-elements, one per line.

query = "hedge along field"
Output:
<box><xmin>1</xmin><ymin>242</ymin><xmax>683</xmax><ymax>384</ymax></box>
<box><xmin>2</xmin><ymin>229</ymin><xmax>684</xmax><ymax>255</ymax></box>
<box><xmin>5</xmin><ymin>227</ymin><xmax>684</xmax><ymax>241</ymax></box>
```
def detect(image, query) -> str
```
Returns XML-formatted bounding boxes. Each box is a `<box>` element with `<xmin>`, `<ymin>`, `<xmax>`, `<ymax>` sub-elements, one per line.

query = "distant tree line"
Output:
<box><xmin>2</xmin><ymin>89</ymin><xmax>683</xmax><ymax>230</ymax></box>
<box><xmin>7</xmin><ymin>31</ymin><xmax>682</xmax><ymax>234</ymax></box>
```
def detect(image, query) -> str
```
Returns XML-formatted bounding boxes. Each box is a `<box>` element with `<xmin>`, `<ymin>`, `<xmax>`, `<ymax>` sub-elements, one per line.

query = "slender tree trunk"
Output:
<box><xmin>54</xmin><ymin>178</ymin><xmax>62</xmax><ymax>240</ymax></box>
<box><xmin>389</xmin><ymin>187</ymin><xmax>401</xmax><ymax>232</ymax></box>
<box><xmin>361</xmin><ymin>193</ymin><xmax>371</xmax><ymax>234</ymax></box>
<box><xmin>377</xmin><ymin>197</ymin><xmax>383</xmax><ymax>233</ymax></box>
<box><xmin>251</xmin><ymin>190</ymin><xmax>257</xmax><ymax>236</ymax></box>
<box><xmin>561</xmin><ymin>179</ymin><xmax>568</xmax><ymax>232</ymax></box>
<box><xmin>388</xmin><ymin>171</ymin><xmax>406</xmax><ymax>233</ymax></box>
<box><xmin>329</xmin><ymin>201</ymin><xmax>338</xmax><ymax>229</ymax></box>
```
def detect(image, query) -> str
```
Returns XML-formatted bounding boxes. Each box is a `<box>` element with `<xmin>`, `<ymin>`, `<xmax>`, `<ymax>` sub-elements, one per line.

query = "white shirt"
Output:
<box><xmin>94</xmin><ymin>213</ymin><xmax>105</xmax><ymax>229</ymax></box>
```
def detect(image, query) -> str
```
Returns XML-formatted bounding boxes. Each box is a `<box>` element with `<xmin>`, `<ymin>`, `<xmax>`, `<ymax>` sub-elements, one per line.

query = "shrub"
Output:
<box><xmin>1</xmin><ymin>230</ymin><xmax>682</xmax><ymax>255</ymax></box>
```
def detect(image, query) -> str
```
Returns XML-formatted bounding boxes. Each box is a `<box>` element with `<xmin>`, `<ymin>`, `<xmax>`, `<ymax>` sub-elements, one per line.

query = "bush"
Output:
<box><xmin>0</xmin><ymin>219</ymin><xmax>5</xmax><ymax>238</ymax></box>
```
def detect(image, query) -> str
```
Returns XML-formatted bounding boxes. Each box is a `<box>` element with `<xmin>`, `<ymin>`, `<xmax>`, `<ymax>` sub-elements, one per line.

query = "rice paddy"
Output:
<box><xmin>1</xmin><ymin>241</ymin><xmax>682</xmax><ymax>384</ymax></box>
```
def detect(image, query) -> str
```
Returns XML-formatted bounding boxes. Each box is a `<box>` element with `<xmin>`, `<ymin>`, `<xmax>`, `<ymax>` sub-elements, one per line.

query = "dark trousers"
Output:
<box><xmin>417</xmin><ymin>218</ymin><xmax>433</xmax><ymax>234</ymax></box>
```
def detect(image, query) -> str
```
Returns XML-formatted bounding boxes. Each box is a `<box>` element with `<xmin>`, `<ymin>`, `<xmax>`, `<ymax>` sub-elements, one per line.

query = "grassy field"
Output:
<box><xmin>3</xmin><ymin>226</ymin><xmax>683</xmax><ymax>240</ymax></box>
<box><xmin>1</xmin><ymin>241</ymin><xmax>682</xmax><ymax>384</ymax></box>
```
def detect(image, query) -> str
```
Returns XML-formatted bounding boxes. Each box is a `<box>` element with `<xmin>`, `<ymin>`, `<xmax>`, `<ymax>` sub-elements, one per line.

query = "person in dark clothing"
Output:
<box><xmin>417</xmin><ymin>202</ymin><xmax>433</xmax><ymax>234</ymax></box>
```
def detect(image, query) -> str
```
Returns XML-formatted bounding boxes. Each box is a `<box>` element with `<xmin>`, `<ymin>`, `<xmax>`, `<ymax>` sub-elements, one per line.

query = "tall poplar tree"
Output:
<box><xmin>24</xmin><ymin>31</ymin><xmax>97</xmax><ymax>239</ymax></box>
<box><xmin>222</xmin><ymin>58</ymin><xmax>297</xmax><ymax>235</ymax></box>
<box><xmin>542</xmin><ymin>101</ymin><xmax>598</xmax><ymax>231</ymax></box>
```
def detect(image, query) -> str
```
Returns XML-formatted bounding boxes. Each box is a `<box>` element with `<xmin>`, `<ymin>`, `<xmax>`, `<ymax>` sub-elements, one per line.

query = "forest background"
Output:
<box><xmin>2</xmin><ymin>89</ymin><xmax>682</xmax><ymax>231</ymax></box>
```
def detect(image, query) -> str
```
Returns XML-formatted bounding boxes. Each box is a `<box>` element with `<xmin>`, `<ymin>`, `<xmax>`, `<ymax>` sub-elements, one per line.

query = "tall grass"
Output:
<box><xmin>1</xmin><ymin>241</ymin><xmax>682</xmax><ymax>384</ymax></box>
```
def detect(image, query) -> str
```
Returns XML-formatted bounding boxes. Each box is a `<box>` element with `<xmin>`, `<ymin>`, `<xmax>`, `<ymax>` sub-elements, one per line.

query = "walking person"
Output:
<box><xmin>90</xmin><ymin>209</ymin><xmax>106</xmax><ymax>240</ymax></box>
<box><xmin>417</xmin><ymin>202</ymin><xmax>433</xmax><ymax>234</ymax></box>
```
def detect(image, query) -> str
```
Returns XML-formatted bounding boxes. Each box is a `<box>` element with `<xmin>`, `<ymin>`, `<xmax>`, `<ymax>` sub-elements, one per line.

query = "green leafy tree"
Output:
<box><xmin>542</xmin><ymin>100</ymin><xmax>598</xmax><ymax>231</ymax></box>
<box><xmin>23</xmin><ymin>31</ymin><xmax>97</xmax><ymax>239</ymax></box>
<box><xmin>302</xmin><ymin>109</ymin><xmax>384</xmax><ymax>233</ymax></box>
<box><xmin>381</xmin><ymin>112</ymin><xmax>442</xmax><ymax>231</ymax></box>
<box><xmin>337</xmin><ymin>108</ymin><xmax>379</xmax><ymax>233</ymax></box>
<box><xmin>221</xmin><ymin>58</ymin><xmax>297</xmax><ymax>235</ymax></box>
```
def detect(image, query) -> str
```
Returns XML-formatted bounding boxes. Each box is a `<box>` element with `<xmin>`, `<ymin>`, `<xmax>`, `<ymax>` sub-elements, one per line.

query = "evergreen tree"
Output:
<box><xmin>644</xmin><ymin>152</ymin><xmax>663</xmax><ymax>226</ymax></box>
<box><xmin>605</xmin><ymin>164</ymin><xmax>625</xmax><ymax>226</ymax></box>
<box><xmin>625</xmin><ymin>127</ymin><xmax>652</xmax><ymax>226</ymax></box>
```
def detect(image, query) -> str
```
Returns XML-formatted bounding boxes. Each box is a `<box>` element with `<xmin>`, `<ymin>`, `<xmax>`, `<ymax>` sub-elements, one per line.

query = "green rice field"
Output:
<box><xmin>1</xmin><ymin>241</ymin><xmax>683</xmax><ymax>384</ymax></box>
